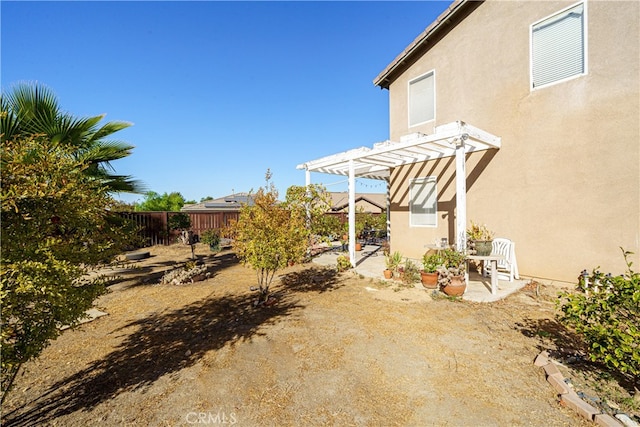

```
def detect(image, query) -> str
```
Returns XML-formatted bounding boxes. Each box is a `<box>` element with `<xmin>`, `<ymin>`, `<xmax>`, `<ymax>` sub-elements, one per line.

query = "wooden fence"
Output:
<box><xmin>117</xmin><ymin>210</ymin><xmax>383</xmax><ymax>247</ymax></box>
<box><xmin>117</xmin><ymin>211</ymin><xmax>239</xmax><ymax>246</ymax></box>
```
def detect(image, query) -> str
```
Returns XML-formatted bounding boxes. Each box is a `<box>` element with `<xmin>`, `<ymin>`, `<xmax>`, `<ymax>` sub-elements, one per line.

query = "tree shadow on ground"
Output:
<box><xmin>279</xmin><ymin>266</ymin><xmax>342</xmax><ymax>293</ymax></box>
<box><xmin>3</xmin><ymin>284</ymin><xmax>301</xmax><ymax>426</ymax></box>
<box><xmin>515</xmin><ymin>317</ymin><xmax>638</xmax><ymax>395</ymax></box>
<box><xmin>104</xmin><ymin>252</ymin><xmax>239</xmax><ymax>289</ymax></box>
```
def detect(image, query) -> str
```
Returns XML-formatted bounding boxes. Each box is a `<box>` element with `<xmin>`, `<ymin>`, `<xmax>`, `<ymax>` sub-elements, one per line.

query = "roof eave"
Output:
<box><xmin>373</xmin><ymin>0</ymin><xmax>475</xmax><ymax>89</ymax></box>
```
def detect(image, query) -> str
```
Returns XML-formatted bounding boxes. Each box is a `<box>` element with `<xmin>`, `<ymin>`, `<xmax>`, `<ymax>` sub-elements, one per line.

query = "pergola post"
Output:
<box><xmin>385</xmin><ymin>177</ymin><xmax>391</xmax><ymax>245</ymax></box>
<box><xmin>455</xmin><ymin>136</ymin><xmax>467</xmax><ymax>252</ymax></box>
<box><xmin>348</xmin><ymin>160</ymin><xmax>356</xmax><ymax>267</ymax></box>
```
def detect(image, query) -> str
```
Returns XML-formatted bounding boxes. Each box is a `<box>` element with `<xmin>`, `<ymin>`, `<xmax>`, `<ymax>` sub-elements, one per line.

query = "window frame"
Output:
<box><xmin>530</xmin><ymin>1</ymin><xmax>588</xmax><ymax>91</ymax></box>
<box><xmin>409</xmin><ymin>176</ymin><xmax>438</xmax><ymax>228</ymax></box>
<box><xmin>407</xmin><ymin>70</ymin><xmax>436</xmax><ymax>127</ymax></box>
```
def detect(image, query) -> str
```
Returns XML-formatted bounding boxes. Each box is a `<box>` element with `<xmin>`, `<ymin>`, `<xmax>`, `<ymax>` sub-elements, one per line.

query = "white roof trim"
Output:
<box><xmin>297</xmin><ymin>121</ymin><xmax>501</xmax><ymax>180</ymax></box>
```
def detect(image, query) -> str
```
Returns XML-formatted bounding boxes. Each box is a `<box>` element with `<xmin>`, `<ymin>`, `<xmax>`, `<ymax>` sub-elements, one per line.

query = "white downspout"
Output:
<box><xmin>348</xmin><ymin>160</ymin><xmax>356</xmax><ymax>267</ymax></box>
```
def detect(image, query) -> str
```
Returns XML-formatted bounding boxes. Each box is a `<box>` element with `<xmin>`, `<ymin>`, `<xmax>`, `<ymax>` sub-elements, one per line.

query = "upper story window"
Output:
<box><xmin>531</xmin><ymin>2</ymin><xmax>586</xmax><ymax>89</ymax></box>
<box><xmin>410</xmin><ymin>176</ymin><xmax>437</xmax><ymax>227</ymax></box>
<box><xmin>408</xmin><ymin>71</ymin><xmax>435</xmax><ymax>127</ymax></box>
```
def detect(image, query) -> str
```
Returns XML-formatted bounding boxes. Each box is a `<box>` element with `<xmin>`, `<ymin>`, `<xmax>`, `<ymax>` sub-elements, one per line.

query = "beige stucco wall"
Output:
<box><xmin>386</xmin><ymin>0</ymin><xmax>640</xmax><ymax>282</ymax></box>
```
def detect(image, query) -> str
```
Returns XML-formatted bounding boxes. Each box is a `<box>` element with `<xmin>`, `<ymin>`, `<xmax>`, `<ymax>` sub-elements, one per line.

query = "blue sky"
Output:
<box><xmin>1</xmin><ymin>1</ymin><xmax>451</xmax><ymax>204</ymax></box>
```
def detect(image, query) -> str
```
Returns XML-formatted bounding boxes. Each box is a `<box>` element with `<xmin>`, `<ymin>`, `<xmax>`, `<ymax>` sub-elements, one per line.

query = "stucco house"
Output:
<box><xmin>180</xmin><ymin>193</ymin><xmax>254</xmax><ymax>213</ymax></box>
<box><xmin>327</xmin><ymin>192</ymin><xmax>386</xmax><ymax>214</ymax></box>
<box><xmin>298</xmin><ymin>0</ymin><xmax>639</xmax><ymax>283</ymax></box>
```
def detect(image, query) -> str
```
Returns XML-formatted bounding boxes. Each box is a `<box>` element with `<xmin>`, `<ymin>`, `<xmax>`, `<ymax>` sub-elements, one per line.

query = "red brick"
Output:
<box><xmin>594</xmin><ymin>413</ymin><xmax>622</xmax><ymax>427</ymax></box>
<box><xmin>547</xmin><ymin>374</ymin><xmax>571</xmax><ymax>395</ymax></box>
<box><xmin>543</xmin><ymin>362</ymin><xmax>562</xmax><ymax>378</ymax></box>
<box><xmin>534</xmin><ymin>351</ymin><xmax>550</xmax><ymax>367</ymax></box>
<box><xmin>560</xmin><ymin>393</ymin><xmax>600</xmax><ymax>421</ymax></box>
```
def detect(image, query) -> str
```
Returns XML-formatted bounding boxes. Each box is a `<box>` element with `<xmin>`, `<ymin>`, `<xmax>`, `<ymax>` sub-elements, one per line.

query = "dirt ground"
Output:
<box><xmin>1</xmin><ymin>244</ymin><xmax>633</xmax><ymax>426</ymax></box>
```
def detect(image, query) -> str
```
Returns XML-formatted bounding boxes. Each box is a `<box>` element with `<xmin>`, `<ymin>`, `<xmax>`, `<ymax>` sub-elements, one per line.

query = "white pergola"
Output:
<box><xmin>296</xmin><ymin>121</ymin><xmax>501</xmax><ymax>267</ymax></box>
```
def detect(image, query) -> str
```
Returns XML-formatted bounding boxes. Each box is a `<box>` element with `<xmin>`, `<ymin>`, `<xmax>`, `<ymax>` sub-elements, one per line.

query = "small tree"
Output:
<box><xmin>168</xmin><ymin>212</ymin><xmax>194</xmax><ymax>258</ymax></box>
<box><xmin>1</xmin><ymin>134</ymin><xmax>136</xmax><ymax>402</ymax></box>
<box><xmin>558</xmin><ymin>249</ymin><xmax>640</xmax><ymax>394</ymax></box>
<box><xmin>285</xmin><ymin>183</ymin><xmax>332</xmax><ymax>245</ymax></box>
<box><xmin>233</xmin><ymin>172</ymin><xmax>308</xmax><ymax>304</ymax></box>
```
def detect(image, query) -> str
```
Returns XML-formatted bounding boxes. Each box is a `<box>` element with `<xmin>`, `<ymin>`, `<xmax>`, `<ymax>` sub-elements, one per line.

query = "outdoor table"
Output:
<box><xmin>466</xmin><ymin>254</ymin><xmax>506</xmax><ymax>295</ymax></box>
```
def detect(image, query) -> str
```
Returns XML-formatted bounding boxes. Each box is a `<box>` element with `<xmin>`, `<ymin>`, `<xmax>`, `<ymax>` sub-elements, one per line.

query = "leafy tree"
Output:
<box><xmin>168</xmin><ymin>212</ymin><xmax>196</xmax><ymax>258</ymax></box>
<box><xmin>1</xmin><ymin>133</ymin><xmax>137</xmax><ymax>402</ymax></box>
<box><xmin>134</xmin><ymin>191</ymin><xmax>187</xmax><ymax>211</ymax></box>
<box><xmin>168</xmin><ymin>212</ymin><xmax>191</xmax><ymax>231</ymax></box>
<box><xmin>285</xmin><ymin>184</ymin><xmax>332</xmax><ymax>241</ymax></box>
<box><xmin>232</xmin><ymin>172</ymin><xmax>308</xmax><ymax>304</ymax></box>
<box><xmin>109</xmin><ymin>199</ymin><xmax>137</xmax><ymax>212</ymax></box>
<box><xmin>1</xmin><ymin>81</ymin><xmax>141</xmax><ymax>193</ymax></box>
<box><xmin>558</xmin><ymin>249</ymin><xmax>640</xmax><ymax>393</ymax></box>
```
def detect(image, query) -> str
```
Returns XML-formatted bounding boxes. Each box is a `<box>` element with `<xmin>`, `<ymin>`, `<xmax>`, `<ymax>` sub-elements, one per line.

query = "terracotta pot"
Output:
<box><xmin>442</xmin><ymin>275</ymin><xmax>466</xmax><ymax>296</ymax></box>
<box><xmin>383</xmin><ymin>269</ymin><xmax>393</xmax><ymax>279</ymax></box>
<box><xmin>420</xmin><ymin>271</ymin><xmax>438</xmax><ymax>288</ymax></box>
<box><xmin>355</xmin><ymin>243</ymin><xmax>362</xmax><ymax>251</ymax></box>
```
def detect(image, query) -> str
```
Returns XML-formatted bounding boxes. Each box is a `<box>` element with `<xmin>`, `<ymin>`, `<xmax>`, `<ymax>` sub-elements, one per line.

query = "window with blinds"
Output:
<box><xmin>410</xmin><ymin>177</ymin><xmax>437</xmax><ymax>227</ymax></box>
<box><xmin>408</xmin><ymin>71</ymin><xmax>435</xmax><ymax>126</ymax></box>
<box><xmin>531</xmin><ymin>3</ymin><xmax>586</xmax><ymax>89</ymax></box>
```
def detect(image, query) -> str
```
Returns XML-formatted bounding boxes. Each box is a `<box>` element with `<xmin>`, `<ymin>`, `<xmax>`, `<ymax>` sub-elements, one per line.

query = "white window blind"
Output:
<box><xmin>410</xmin><ymin>177</ymin><xmax>437</xmax><ymax>227</ymax></box>
<box><xmin>409</xmin><ymin>72</ymin><xmax>435</xmax><ymax>126</ymax></box>
<box><xmin>532</xmin><ymin>3</ymin><xmax>585</xmax><ymax>88</ymax></box>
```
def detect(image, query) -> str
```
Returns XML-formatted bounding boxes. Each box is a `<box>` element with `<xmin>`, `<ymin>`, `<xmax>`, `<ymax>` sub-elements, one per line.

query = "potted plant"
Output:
<box><xmin>421</xmin><ymin>251</ymin><xmax>444</xmax><ymax>289</ymax></box>
<box><xmin>467</xmin><ymin>221</ymin><xmax>494</xmax><ymax>256</ymax></box>
<box><xmin>384</xmin><ymin>251</ymin><xmax>403</xmax><ymax>280</ymax></box>
<box><xmin>383</xmin><ymin>254</ymin><xmax>394</xmax><ymax>279</ymax></box>
<box><xmin>200</xmin><ymin>229</ymin><xmax>221</xmax><ymax>252</ymax></box>
<box><xmin>437</xmin><ymin>248</ymin><xmax>467</xmax><ymax>296</ymax></box>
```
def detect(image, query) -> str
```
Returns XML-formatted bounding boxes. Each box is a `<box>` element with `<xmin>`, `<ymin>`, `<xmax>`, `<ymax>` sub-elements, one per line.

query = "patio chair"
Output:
<box><xmin>483</xmin><ymin>237</ymin><xmax>520</xmax><ymax>282</ymax></box>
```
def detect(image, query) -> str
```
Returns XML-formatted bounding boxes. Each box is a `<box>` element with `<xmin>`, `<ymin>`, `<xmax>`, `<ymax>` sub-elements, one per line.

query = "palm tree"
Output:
<box><xmin>1</xmin><ymin>82</ymin><xmax>143</xmax><ymax>193</ymax></box>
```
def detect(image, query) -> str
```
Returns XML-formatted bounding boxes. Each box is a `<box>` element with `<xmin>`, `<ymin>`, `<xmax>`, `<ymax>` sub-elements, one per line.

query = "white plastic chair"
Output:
<box><xmin>483</xmin><ymin>238</ymin><xmax>520</xmax><ymax>282</ymax></box>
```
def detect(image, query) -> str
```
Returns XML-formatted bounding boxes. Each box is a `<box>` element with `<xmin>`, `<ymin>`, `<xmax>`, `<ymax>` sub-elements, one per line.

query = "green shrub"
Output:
<box><xmin>558</xmin><ymin>249</ymin><xmax>640</xmax><ymax>388</ymax></box>
<box><xmin>402</xmin><ymin>259</ymin><xmax>421</xmax><ymax>284</ymax></box>
<box><xmin>168</xmin><ymin>212</ymin><xmax>191</xmax><ymax>231</ymax></box>
<box><xmin>336</xmin><ymin>255</ymin><xmax>352</xmax><ymax>272</ymax></box>
<box><xmin>200</xmin><ymin>229</ymin><xmax>221</xmax><ymax>247</ymax></box>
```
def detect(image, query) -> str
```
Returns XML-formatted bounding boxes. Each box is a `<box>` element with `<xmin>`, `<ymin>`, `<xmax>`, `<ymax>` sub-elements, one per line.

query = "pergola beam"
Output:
<box><xmin>297</xmin><ymin>121</ymin><xmax>501</xmax><ymax>267</ymax></box>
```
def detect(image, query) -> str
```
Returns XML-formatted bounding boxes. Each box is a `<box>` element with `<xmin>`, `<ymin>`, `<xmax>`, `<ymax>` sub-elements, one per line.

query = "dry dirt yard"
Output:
<box><xmin>2</xmin><ymin>244</ymin><xmax>616</xmax><ymax>426</ymax></box>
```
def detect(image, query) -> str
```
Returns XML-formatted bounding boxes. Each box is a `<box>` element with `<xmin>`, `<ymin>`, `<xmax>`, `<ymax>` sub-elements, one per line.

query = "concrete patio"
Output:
<box><xmin>312</xmin><ymin>244</ymin><xmax>528</xmax><ymax>303</ymax></box>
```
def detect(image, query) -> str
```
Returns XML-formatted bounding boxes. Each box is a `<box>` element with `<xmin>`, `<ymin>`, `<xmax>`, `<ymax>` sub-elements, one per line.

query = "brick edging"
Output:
<box><xmin>534</xmin><ymin>351</ymin><xmax>624</xmax><ymax>426</ymax></box>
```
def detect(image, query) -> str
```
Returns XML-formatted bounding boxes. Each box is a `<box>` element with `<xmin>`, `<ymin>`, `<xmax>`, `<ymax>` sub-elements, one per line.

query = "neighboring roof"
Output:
<box><xmin>327</xmin><ymin>192</ymin><xmax>386</xmax><ymax>213</ymax></box>
<box><xmin>181</xmin><ymin>192</ymin><xmax>254</xmax><ymax>212</ymax></box>
<box><xmin>373</xmin><ymin>0</ymin><xmax>480</xmax><ymax>89</ymax></box>
<box><xmin>297</xmin><ymin>121</ymin><xmax>501</xmax><ymax>180</ymax></box>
